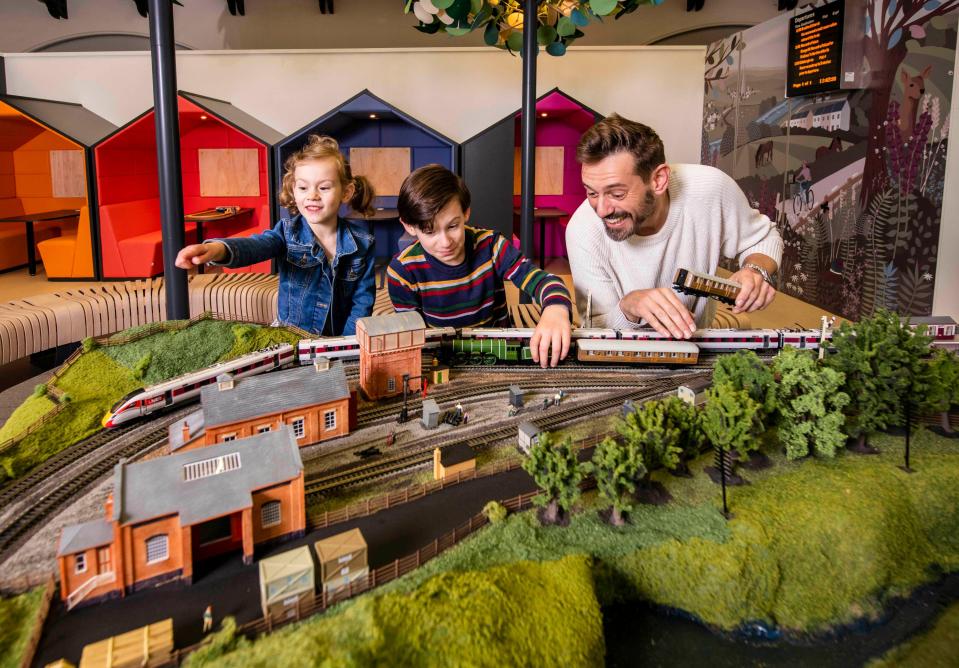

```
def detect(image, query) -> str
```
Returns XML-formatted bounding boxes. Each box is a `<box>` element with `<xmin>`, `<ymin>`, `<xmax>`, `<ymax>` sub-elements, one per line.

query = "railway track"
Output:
<box><xmin>307</xmin><ymin>373</ymin><xmax>709</xmax><ymax>498</ymax></box>
<box><xmin>355</xmin><ymin>375</ymin><xmax>670</xmax><ymax>425</ymax></box>
<box><xmin>0</xmin><ymin>407</ymin><xmax>195</xmax><ymax>566</ymax></box>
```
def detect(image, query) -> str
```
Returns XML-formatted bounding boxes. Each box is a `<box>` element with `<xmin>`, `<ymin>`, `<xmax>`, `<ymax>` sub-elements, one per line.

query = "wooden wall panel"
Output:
<box><xmin>512</xmin><ymin>146</ymin><xmax>564</xmax><ymax>196</ymax></box>
<box><xmin>50</xmin><ymin>150</ymin><xmax>86</xmax><ymax>198</ymax></box>
<box><xmin>198</xmin><ymin>148</ymin><xmax>260</xmax><ymax>197</ymax></box>
<box><xmin>349</xmin><ymin>147</ymin><xmax>410</xmax><ymax>197</ymax></box>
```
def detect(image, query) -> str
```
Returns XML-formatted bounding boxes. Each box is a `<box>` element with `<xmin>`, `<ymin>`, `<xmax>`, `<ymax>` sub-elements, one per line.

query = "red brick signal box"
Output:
<box><xmin>356</xmin><ymin>312</ymin><xmax>426</xmax><ymax>400</ymax></box>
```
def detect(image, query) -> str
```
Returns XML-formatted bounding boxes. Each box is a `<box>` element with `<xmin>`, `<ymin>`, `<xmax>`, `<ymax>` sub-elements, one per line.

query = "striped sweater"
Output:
<box><xmin>387</xmin><ymin>226</ymin><xmax>572</xmax><ymax>328</ymax></box>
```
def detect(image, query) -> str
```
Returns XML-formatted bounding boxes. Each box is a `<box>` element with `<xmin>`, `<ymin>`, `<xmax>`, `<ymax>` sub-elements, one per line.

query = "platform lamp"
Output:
<box><xmin>717</xmin><ymin>443</ymin><xmax>731</xmax><ymax>519</ymax></box>
<box><xmin>900</xmin><ymin>368</ymin><xmax>916</xmax><ymax>474</ymax></box>
<box><xmin>398</xmin><ymin>372</ymin><xmax>424</xmax><ymax>424</ymax></box>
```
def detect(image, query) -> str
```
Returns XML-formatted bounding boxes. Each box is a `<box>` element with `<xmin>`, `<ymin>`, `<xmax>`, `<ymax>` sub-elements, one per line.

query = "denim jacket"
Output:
<box><xmin>213</xmin><ymin>216</ymin><xmax>376</xmax><ymax>335</ymax></box>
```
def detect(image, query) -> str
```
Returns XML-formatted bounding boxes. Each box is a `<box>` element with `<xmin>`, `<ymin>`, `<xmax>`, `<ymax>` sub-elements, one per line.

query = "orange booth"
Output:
<box><xmin>93</xmin><ymin>92</ymin><xmax>282</xmax><ymax>279</ymax></box>
<box><xmin>0</xmin><ymin>95</ymin><xmax>115</xmax><ymax>279</ymax></box>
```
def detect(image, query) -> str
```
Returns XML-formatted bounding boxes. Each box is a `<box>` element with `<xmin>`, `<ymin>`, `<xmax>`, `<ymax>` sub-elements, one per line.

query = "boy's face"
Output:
<box><xmin>401</xmin><ymin>198</ymin><xmax>470</xmax><ymax>266</ymax></box>
<box><xmin>293</xmin><ymin>159</ymin><xmax>354</xmax><ymax>227</ymax></box>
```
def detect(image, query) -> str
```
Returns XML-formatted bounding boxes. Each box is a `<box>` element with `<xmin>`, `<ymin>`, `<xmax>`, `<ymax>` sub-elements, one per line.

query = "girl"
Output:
<box><xmin>175</xmin><ymin>135</ymin><xmax>376</xmax><ymax>336</ymax></box>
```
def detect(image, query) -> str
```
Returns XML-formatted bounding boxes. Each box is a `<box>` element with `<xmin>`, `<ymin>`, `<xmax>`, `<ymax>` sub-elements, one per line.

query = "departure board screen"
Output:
<box><xmin>786</xmin><ymin>1</ymin><xmax>845</xmax><ymax>97</ymax></box>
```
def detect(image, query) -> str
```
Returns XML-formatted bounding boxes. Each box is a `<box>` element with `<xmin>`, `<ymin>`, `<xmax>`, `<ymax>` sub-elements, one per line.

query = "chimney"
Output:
<box><xmin>216</xmin><ymin>373</ymin><xmax>234</xmax><ymax>391</ymax></box>
<box><xmin>181</xmin><ymin>420</ymin><xmax>191</xmax><ymax>443</ymax></box>
<box><xmin>433</xmin><ymin>447</ymin><xmax>442</xmax><ymax>480</ymax></box>
<box><xmin>104</xmin><ymin>493</ymin><xmax>114</xmax><ymax>521</ymax></box>
<box><xmin>313</xmin><ymin>357</ymin><xmax>330</xmax><ymax>372</ymax></box>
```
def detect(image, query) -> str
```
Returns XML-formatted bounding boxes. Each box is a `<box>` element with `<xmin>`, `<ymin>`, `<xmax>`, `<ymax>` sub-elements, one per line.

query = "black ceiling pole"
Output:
<box><xmin>148</xmin><ymin>0</ymin><xmax>189</xmax><ymax>320</ymax></box>
<box><xmin>519</xmin><ymin>0</ymin><xmax>538</xmax><ymax>291</ymax></box>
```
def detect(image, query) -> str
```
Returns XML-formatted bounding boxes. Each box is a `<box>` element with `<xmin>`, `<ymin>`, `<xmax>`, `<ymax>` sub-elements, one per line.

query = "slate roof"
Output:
<box><xmin>815</xmin><ymin>100</ymin><xmax>848</xmax><ymax>115</ymax></box>
<box><xmin>903</xmin><ymin>316</ymin><xmax>957</xmax><ymax>326</ymax></box>
<box><xmin>518</xmin><ymin>421</ymin><xmax>540</xmax><ymax>438</ymax></box>
<box><xmin>115</xmin><ymin>427</ymin><xmax>303</xmax><ymax>527</ymax></box>
<box><xmin>440</xmin><ymin>442</ymin><xmax>476</xmax><ymax>467</ymax></box>
<box><xmin>168</xmin><ymin>409</ymin><xmax>205</xmax><ymax>452</ymax></box>
<box><xmin>680</xmin><ymin>377</ymin><xmax>712</xmax><ymax>393</ymax></box>
<box><xmin>357</xmin><ymin>312</ymin><xmax>425</xmax><ymax>337</ymax></box>
<box><xmin>201</xmin><ymin>363</ymin><xmax>349</xmax><ymax>428</ymax></box>
<box><xmin>58</xmin><ymin>519</ymin><xmax>114</xmax><ymax>557</ymax></box>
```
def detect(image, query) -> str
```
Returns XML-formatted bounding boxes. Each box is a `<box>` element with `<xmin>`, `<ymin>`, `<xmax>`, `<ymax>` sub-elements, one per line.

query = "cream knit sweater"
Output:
<box><xmin>565</xmin><ymin>163</ymin><xmax>783</xmax><ymax>329</ymax></box>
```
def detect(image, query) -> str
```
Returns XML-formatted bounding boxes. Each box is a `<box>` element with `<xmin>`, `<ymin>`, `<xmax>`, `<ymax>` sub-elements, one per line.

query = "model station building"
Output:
<box><xmin>357</xmin><ymin>311</ymin><xmax>426</xmax><ymax>400</ymax></box>
<box><xmin>57</xmin><ymin>427</ymin><xmax>306</xmax><ymax>608</ymax></box>
<box><xmin>169</xmin><ymin>362</ymin><xmax>354</xmax><ymax>451</ymax></box>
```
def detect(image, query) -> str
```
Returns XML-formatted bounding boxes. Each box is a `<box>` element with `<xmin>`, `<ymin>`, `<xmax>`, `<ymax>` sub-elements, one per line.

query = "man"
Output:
<box><xmin>565</xmin><ymin>114</ymin><xmax>782</xmax><ymax>338</ymax></box>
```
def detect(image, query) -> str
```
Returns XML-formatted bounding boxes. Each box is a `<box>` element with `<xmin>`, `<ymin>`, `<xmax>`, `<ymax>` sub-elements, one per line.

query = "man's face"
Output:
<box><xmin>581</xmin><ymin>152</ymin><xmax>658</xmax><ymax>242</ymax></box>
<box><xmin>401</xmin><ymin>198</ymin><xmax>469</xmax><ymax>266</ymax></box>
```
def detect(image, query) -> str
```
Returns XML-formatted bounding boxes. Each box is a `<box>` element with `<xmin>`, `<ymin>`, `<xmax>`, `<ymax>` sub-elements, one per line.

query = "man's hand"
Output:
<box><xmin>729</xmin><ymin>267</ymin><xmax>776</xmax><ymax>313</ymax></box>
<box><xmin>530</xmin><ymin>305</ymin><xmax>572</xmax><ymax>368</ymax></box>
<box><xmin>175</xmin><ymin>242</ymin><xmax>227</xmax><ymax>270</ymax></box>
<box><xmin>619</xmin><ymin>288</ymin><xmax>695</xmax><ymax>339</ymax></box>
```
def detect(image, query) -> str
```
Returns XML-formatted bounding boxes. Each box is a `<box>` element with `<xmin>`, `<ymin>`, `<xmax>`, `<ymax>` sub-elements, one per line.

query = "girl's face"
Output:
<box><xmin>293</xmin><ymin>159</ymin><xmax>354</xmax><ymax>226</ymax></box>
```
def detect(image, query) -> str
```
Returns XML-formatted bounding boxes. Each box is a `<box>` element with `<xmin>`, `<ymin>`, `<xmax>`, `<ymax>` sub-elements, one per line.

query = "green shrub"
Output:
<box><xmin>482</xmin><ymin>500</ymin><xmax>507</xmax><ymax>524</ymax></box>
<box><xmin>31</xmin><ymin>384</ymin><xmax>46</xmax><ymax>399</ymax></box>
<box><xmin>133</xmin><ymin>352</ymin><xmax>153</xmax><ymax>380</ymax></box>
<box><xmin>81</xmin><ymin>336</ymin><xmax>98</xmax><ymax>352</ymax></box>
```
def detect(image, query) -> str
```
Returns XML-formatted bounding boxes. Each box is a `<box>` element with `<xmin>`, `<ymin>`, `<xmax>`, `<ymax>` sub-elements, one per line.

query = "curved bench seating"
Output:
<box><xmin>0</xmin><ymin>273</ymin><xmax>279</xmax><ymax>365</ymax></box>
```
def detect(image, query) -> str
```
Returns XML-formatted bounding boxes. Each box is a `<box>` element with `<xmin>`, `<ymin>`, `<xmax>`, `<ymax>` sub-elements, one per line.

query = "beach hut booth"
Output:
<box><xmin>0</xmin><ymin>95</ymin><xmax>115</xmax><ymax>278</ymax></box>
<box><xmin>93</xmin><ymin>92</ymin><xmax>281</xmax><ymax>278</ymax></box>
<box><xmin>259</xmin><ymin>545</ymin><xmax>315</xmax><ymax>621</ymax></box>
<box><xmin>275</xmin><ymin>90</ymin><xmax>458</xmax><ymax>263</ymax></box>
<box><xmin>461</xmin><ymin>89</ymin><xmax>601</xmax><ymax>266</ymax></box>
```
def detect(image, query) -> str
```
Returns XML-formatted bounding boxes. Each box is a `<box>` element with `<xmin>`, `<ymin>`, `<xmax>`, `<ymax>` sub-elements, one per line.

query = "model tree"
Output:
<box><xmin>825</xmin><ymin>310</ymin><xmax>912</xmax><ymax>453</ymax></box>
<box><xmin>588</xmin><ymin>436</ymin><xmax>646</xmax><ymax>526</ymax></box>
<box><xmin>617</xmin><ymin>400</ymin><xmax>680</xmax><ymax>503</ymax></box>
<box><xmin>700</xmin><ymin>384</ymin><xmax>760</xmax><ymax>478</ymax></box>
<box><xmin>522</xmin><ymin>431</ymin><xmax>583</xmax><ymax>526</ymax></box>
<box><xmin>772</xmin><ymin>347</ymin><xmax>849</xmax><ymax>460</ymax></box>
<box><xmin>922</xmin><ymin>349</ymin><xmax>959</xmax><ymax>436</ymax></box>
<box><xmin>713</xmin><ymin>350</ymin><xmax>777</xmax><ymax>424</ymax></box>
<box><xmin>660</xmin><ymin>396</ymin><xmax>704</xmax><ymax>476</ymax></box>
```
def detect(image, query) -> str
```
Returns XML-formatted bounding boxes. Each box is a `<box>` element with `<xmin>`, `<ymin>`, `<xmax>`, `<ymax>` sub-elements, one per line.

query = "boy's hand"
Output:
<box><xmin>175</xmin><ymin>242</ymin><xmax>226</xmax><ymax>270</ymax></box>
<box><xmin>530</xmin><ymin>305</ymin><xmax>572</xmax><ymax>368</ymax></box>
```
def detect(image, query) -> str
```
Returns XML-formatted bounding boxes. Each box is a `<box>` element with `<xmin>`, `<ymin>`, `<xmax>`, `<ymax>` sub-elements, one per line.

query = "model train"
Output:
<box><xmin>103</xmin><ymin>324</ymin><xmax>831</xmax><ymax>428</ymax></box>
<box><xmin>673</xmin><ymin>268</ymin><xmax>741</xmax><ymax>305</ymax></box>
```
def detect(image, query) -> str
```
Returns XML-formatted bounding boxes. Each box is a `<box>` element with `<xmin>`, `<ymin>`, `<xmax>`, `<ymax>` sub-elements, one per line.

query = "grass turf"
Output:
<box><xmin>0</xmin><ymin>321</ymin><xmax>301</xmax><ymax>481</ymax></box>
<box><xmin>0</xmin><ymin>586</ymin><xmax>45</xmax><ymax>668</ymax></box>
<box><xmin>185</xmin><ymin>555</ymin><xmax>604</xmax><ymax>668</ymax></box>
<box><xmin>867</xmin><ymin>600</ymin><xmax>959</xmax><ymax>668</ymax></box>
<box><xmin>0</xmin><ymin>394</ymin><xmax>56</xmax><ymax>442</ymax></box>
<box><xmin>181</xmin><ymin>431</ymin><xmax>959</xmax><ymax>664</ymax></box>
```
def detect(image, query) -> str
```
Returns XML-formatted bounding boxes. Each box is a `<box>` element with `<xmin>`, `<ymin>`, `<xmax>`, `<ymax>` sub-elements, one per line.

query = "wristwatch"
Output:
<box><xmin>742</xmin><ymin>262</ymin><xmax>775</xmax><ymax>287</ymax></box>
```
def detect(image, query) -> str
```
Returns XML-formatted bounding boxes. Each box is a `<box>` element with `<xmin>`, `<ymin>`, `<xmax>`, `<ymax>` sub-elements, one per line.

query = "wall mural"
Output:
<box><xmin>702</xmin><ymin>1</ymin><xmax>958</xmax><ymax>319</ymax></box>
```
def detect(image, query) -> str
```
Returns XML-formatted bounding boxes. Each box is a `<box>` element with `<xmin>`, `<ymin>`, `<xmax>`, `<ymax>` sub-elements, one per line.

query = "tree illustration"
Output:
<box><xmin>921</xmin><ymin>349</ymin><xmax>959</xmax><ymax>435</ymax></box>
<box><xmin>704</xmin><ymin>32</ymin><xmax>743</xmax><ymax>95</ymax></box>
<box><xmin>824</xmin><ymin>309</ymin><xmax>916</xmax><ymax>452</ymax></box>
<box><xmin>700</xmin><ymin>384</ymin><xmax>760</xmax><ymax>460</ymax></box>
<box><xmin>617</xmin><ymin>400</ymin><xmax>681</xmax><ymax>480</ymax></box>
<box><xmin>660</xmin><ymin>396</ymin><xmax>705</xmax><ymax>475</ymax></box>
<box><xmin>522</xmin><ymin>431</ymin><xmax>584</xmax><ymax>526</ymax></box>
<box><xmin>588</xmin><ymin>436</ymin><xmax>646</xmax><ymax>526</ymax></box>
<box><xmin>860</xmin><ymin>0</ymin><xmax>959</xmax><ymax>202</ymax></box>
<box><xmin>772</xmin><ymin>347</ymin><xmax>850</xmax><ymax>459</ymax></box>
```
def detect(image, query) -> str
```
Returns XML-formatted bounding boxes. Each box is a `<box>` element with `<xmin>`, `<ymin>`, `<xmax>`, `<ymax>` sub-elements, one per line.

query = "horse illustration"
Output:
<box><xmin>815</xmin><ymin>136</ymin><xmax>844</xmax><ymax>160</ymax></box>
<box><xmin>754</xmin><ymin>140</ymin><xmax>774</xmax><ymax>168</ymax></box>
<box><xmin>899</xmin><ymin>65</ymin><xmax>932</xmax><ymax>139</ymax></box>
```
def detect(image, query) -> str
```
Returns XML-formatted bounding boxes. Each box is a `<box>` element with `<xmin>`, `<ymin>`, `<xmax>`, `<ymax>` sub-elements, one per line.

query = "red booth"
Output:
<box><xmin>93</xmin><ymin>92</ymin><xmax>282</xmax><ymax>278</ymax></box>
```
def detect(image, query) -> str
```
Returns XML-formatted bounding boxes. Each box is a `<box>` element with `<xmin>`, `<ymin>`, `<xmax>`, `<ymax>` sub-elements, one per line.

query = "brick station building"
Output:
<box><xmin>57</xmin><ymin>427</ymin><xmax>305</xmax><ymax>608</ymax></box>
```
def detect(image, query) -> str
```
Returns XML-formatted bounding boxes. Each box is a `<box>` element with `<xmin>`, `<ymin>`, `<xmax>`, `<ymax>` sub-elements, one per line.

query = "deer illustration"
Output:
<box><xmin>899</xmin><ymin>65</ymin><xmax>932</xmax><ymax>139</ymax></box>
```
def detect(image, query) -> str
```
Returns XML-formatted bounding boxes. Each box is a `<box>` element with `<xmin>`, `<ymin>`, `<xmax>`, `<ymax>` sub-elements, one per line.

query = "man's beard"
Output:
<box><xmin>602</xmin><ymin>190</ymin><xmax>656</xmax><ymax>242</ymax></box>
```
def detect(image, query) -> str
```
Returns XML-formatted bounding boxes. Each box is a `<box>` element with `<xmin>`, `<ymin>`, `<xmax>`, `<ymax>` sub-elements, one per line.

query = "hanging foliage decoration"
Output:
<box><xmin>404</xmin><ymin>0</ymin><xmax>665</xmax><ymax>56</ymax></box>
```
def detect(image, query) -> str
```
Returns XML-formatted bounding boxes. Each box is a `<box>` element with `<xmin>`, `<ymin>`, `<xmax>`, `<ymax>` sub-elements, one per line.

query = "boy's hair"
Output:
<box><xmin>398</xmin><ymin>164</ymin><xmax>470</xmax><ymax>233</ymax></box>
<box><xmin>576</xmin><ymin>113</ymin><xmax>666</xmax><ymax>183</ymax></box>
<box><xmin>279</xmin><ymin>134</ymin><xmax>375</xmax><ymax>216</ymax></box>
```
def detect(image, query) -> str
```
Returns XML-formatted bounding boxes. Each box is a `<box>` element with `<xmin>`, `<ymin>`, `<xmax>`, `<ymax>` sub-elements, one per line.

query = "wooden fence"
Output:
<box><xmin>170</xmin><ymin>489</ymin><xmax>538</xmax><ymax>664</ymax></box>
<box><xmin>307</xmin><ymin>458</ymin><xmax>524</xmax><ymax>529</ymax></box>
<box><xmin>16</xmin><ymin>575</ymin><xmax>56</xmax><ymax>668</ymax></box>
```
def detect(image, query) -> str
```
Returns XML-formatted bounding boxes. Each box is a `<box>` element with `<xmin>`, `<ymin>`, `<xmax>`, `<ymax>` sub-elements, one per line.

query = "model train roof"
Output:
<box><xmin>201</xmin><ymin>363</ymin><xmax>349</xmax><ymax>428</ymax></box>
<box><xmin>114</xmin><ymin>427</ymin><xmax>302</xmax><ymax>527</ymax></box>
<box><xmin>576</xmin><ymin>339</ymin><xmax>700</xmax><ymax>353</ymax></box>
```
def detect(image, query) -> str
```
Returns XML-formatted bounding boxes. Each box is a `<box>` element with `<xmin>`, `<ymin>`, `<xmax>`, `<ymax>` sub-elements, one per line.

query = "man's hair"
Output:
<box><xmin>398</xmin><ymin>164</ymin><xmax>471</xmax><ymax>232</ymax></box>
<box><xmin>576</xmin><ymin>113</ymin><xmax>666</xmax><ymax>182</ymax></box>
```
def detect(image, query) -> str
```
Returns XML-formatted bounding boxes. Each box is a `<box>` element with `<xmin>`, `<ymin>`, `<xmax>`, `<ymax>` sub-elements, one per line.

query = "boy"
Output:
<box><xmin>387</xmin><ymin>164</ymin><xmax>573</xmax><ymax>368</ymax></box>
